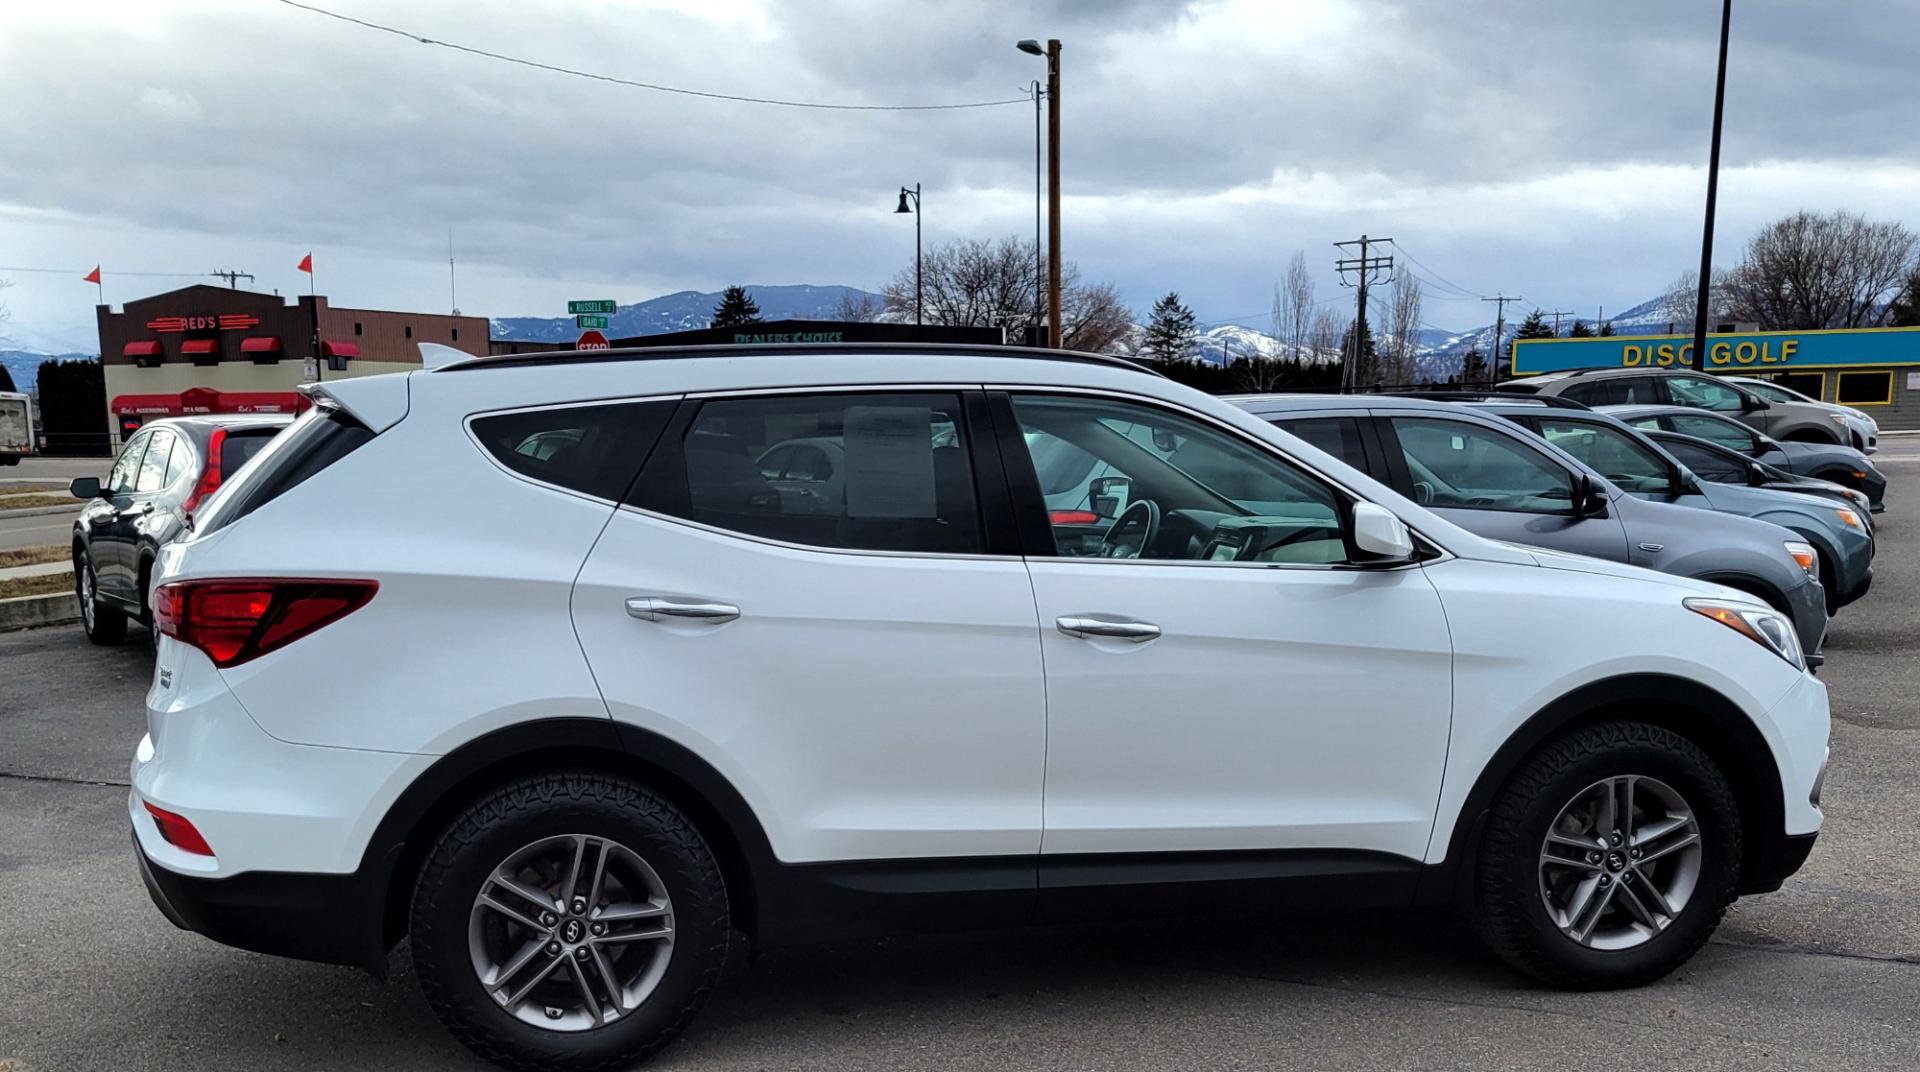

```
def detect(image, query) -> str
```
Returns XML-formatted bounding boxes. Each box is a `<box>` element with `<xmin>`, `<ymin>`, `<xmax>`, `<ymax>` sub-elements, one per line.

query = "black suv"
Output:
<box><xmin>69</xmin><ymin>415</ymin><xmax>291</xmax><ymax>644</ymax></box>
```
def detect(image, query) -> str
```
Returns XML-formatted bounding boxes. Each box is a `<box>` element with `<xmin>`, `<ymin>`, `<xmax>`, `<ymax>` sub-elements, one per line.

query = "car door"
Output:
<box><xmin>89</xmin><ymin>430</ymin><xmax>154</xmax><ymax>601</ymax></box>
<box><xmin>996</xmin><ymin>390</ymin><xmax>1452</xmax><ymax>872</ymax></box>
<box><xmin>109</xmin><ymin>427</ymin><xmax>176</xmax><ymax>603</ymax></box>
<box><xmin>573</xmin><ymin>389</ymin><xmax>1049</xmax><ymax>871</ymax></box>
<box><xmin>1379</xmin><ymin>412</ymin><xmax>1630</xmax><ymax>562</ymax></box>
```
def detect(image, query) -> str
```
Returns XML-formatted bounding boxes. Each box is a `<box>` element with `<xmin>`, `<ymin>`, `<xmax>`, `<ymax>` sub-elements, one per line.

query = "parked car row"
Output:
<box><xmin>114</xmin><ymin>344</ymin><xmax>1833</xmax><ymax>1072</ymax></box>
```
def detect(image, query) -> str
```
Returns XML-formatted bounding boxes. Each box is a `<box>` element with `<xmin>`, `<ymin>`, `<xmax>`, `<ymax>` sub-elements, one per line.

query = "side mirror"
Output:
<box><xmin>69</xmin><ymin>476</ymin><xmax>101</xmax><ymax>500</ymax></box>
<box><xmin>1741</xmin><ymin>393</ymin><xmax>1770</xmax><ymax>412</ymax></box>
<box><xmin>1575</xmin><ymin>473</ymin><xmax>1609</xmax><ymax>516</ymax></box>
<box><xmin>1089</xmin><ymin>476</ymin><xmax>1131</xmax><ymax>518</ymax></box>
<box><xmin>1352</xmin><ymin>501</ymin><xmax>1415</xmax><ymax>564</ymax></box>
<box><xmin>1747</xmin><ymin>463</ymin><xmax>1768</xmax><ymax>486</ymax></box>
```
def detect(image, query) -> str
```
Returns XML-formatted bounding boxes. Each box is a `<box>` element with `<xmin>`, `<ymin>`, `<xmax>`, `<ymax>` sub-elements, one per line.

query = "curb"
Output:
<box><xmin>0</xmin><ymin>591</ymin><xmax>80</xmax><ymax>631</ymax></box>
<box><xmin>0</xmin><ymin>505</ymin><xmax>77</xmax><ymax>520</ymax></box>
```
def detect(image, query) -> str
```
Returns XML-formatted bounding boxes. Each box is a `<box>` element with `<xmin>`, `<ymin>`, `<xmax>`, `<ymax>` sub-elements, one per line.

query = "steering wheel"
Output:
<box><xmin>1098</xmin><ymin>499</ymin><xmax>1161</xmax><ymax>559</ymax></box>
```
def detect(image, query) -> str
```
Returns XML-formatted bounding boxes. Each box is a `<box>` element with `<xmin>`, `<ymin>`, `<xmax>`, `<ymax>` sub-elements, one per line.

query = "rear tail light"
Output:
<box><xmin>182</xmin><ymin>426</ymin><xmax>228</xmax><ymax>514</ymax></box>
<box><xmin>153</xmin><ymin>578</ymin><xmax>377</xmax><ymax>668</ymax></box>
<box><xmin>144</xmin><ymin>801</ymin><xmax>215</xmax><ymax>856</ymax></box>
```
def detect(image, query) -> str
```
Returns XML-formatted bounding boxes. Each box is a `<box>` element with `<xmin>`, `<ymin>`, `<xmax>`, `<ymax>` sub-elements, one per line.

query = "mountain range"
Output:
<box><xmin>489</xmin><ymin>284</ymin><xmax>878</xmax><ymax>343</ymax></box>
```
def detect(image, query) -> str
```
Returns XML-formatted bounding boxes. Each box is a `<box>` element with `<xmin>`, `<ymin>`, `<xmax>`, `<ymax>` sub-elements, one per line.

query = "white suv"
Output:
<box><xmin>133</xmin><ymin>345</ymin><xmax>1828</xmax><ymax>1070</ymax></box>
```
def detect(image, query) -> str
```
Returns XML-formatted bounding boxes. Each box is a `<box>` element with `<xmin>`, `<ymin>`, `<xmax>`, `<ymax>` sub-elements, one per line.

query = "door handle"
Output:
<box><xmin>116</xmin><ymin>503</ymin><xmax>153</xmax><ymax>520</ymax></box>
<box><xmin>1056</xmin><ymin>615</ymin><xmax>1161</xmax><ymax>642</ymax></box>
<box><xmin>625</xmin><ymin>597</ymin><xmax>741</xmax><ymax>624</ymax></box>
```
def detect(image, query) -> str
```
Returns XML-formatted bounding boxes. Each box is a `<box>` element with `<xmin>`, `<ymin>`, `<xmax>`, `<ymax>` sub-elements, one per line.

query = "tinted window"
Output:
<box><xmin>1390</xmin><ymin>416</ymin><xmax>1573</xmax><ymax>514</ymax></box>
<box><xmin>636</xmin><ymin>392</ymin><xmax>983</xmax><ymax>555</ymax></box>
<box><xmin>1272</xmin><ymin>416</ymin><xmax>1369</xmax><ymax>472</ymax></box>
<box><xmin>473</xmin><ymin>401</ymin><xmax>673</xmax><ymax>501</ymax></box>
<box><xmin>1658</xmin><ymin>437</ymin><xmax>1749</xmax><ymax>483</ymax></box>
<box><xmin>1740</xmin><ymin>380</ymin><xmax>1798</xmax><ymax>403</ymax></box>
<box><xmin>108</xmin><ymin>434</ymin><xmax>148</xmax><ymax>494</ymax></box>
<box><xmin>1667</xmin><ymin>413</ymin><xmax>1759</xmax><ymax>453</ymax></box>
<box><xmin>135</xmin><ymin>429</ymin><xmax>176</xmax><ymax>493</ymax></box>
<box><xmin>1666</xmin><ymin>375</ymin><xmax>1747</xmax><ymax>412</ymax></box>
<box><xmin>1010</xmin><ymin>394</ymin><xmax>1347</xmax><ymax>565</ymax></box>
<box><xmin>1560</xmin><ymin>377</ymin><xmax>1660</xmax><ymax>407</ymax></box>
<box><xmin>218</xmin><ymin>430</ymin><xmax>278</xmax><ymax>479</ymax></box>
<box><xmin>1538</xmin><ymin>419</ymin><xmax>1671</xmax><ymax>494</ymax></box>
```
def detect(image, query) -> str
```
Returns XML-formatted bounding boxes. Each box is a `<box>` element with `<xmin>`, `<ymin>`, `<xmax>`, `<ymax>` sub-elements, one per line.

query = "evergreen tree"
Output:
<box><xmin>1141</xmin><ymin>292</ymin><xmax>1199</xmax><ymax>362</ymax></box>
<box><xmin>1596</xmin><ymin>321</ymin><xmax>1617</xmax><ymax>337</ymax></box>
<box><xmin>710</xmin><ymin>285</ymin><xmax>762</xmax><ymax>328</ymax></box>
<box><xmin>1567</xmin><ymin>319</ymin><xmax>1594</xmax><ymax>338</ymax></box>
<box><xmin>1338</xmin><ymin>322</ymin><xmax>1379</xmax><ymax>386</ymax></box>
<box><xmin>1458</xmin><ymin>345</ymin><xmax>1488</xmax><ymax>385</ymax></box>
<box><xmin>1889</xmin><ymin>268</ymin><xmax>1920</xmax><ymax>327</ymax></box>
<box><xmin>1513</xmin><ymin>309</ymin><xmax>1554</xmax><ymax>341</ymax></box>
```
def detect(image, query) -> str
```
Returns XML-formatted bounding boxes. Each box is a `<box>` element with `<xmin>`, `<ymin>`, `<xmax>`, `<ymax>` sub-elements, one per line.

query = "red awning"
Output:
<box><xmin>178</xmin><ymin>387</ymin><xmax>222</xmax><ymax>414</ymax></box>
<box><xmin>122</xmin><ymin>340</ymin><xmax>163</xmax><ymax>358</ymax></box>
<box><xmin>110</xmin><ymin>394</ymin><xmax>183</xmax><ymax>416</ymax></box>
<box><xmin>320</xmin><ymin>340</ymin><xmax>359</xmax><ymax>359</ymax></box>
<box><xmin>181</xmin><ymin>339</ymin><xmax>219</xmax><ymax>355</ymax></box>
<box><xmin>215</xmin><ymin>391</ymin><xmax>305</xmax><ymax>414</ymax></box>
<box><xmin>239</xmin><ymin>336</ymin><xmax>281</xmax><ymax>354</ymax></box>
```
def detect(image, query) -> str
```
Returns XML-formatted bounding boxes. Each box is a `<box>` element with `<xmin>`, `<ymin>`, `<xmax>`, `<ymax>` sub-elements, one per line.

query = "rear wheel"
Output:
<box><xmin>1473</xmin><ymin>721</ymin><xmax>1740</xmax><ymax>989</ymax></box>
<box><xmin>74</xmin><ymin>547</ymin><xmax>127</xmax><ymax>645</ymax></box>
<box><xmin>411</xmin><ymin>773</ymin><xmax>730</xmax><ymax>1072</ymax></box>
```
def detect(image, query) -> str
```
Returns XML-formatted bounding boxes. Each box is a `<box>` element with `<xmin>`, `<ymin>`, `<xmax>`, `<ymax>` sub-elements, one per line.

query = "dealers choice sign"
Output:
<box><xmin>1511</xmin><ymin>326</ymin><xmax>1920</xmax><ymax>375</ymax></box>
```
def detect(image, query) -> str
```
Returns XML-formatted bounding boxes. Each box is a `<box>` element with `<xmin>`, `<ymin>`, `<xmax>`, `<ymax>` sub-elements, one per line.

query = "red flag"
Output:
<box><xmin>297</xmin><ymin>253</ymin><xmax>313</xmax><ymax>274</ymax></box>
<box><xmin>83</xmin><ymin>265</ymin><xmax>101</xmax><ymax>284</ymax></box>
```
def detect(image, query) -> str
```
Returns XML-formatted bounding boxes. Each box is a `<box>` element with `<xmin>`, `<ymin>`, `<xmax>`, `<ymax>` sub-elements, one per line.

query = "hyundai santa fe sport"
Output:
<box><xmin>134</xmin><ymin>344</ymin><xmax>1829</xmax><ymax>1071</ymax></box>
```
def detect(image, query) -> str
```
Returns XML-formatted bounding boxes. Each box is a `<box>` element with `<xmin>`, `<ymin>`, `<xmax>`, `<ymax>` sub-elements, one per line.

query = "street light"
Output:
<box><xmin>1017</xmin><ymin>38</ymin><xmax>1061</xmax><ymax>348</ymax></box>
<box><xmin>895</xmin><ymin>183</ymin><xmax>921</xmax><ymax>325</ymax></box>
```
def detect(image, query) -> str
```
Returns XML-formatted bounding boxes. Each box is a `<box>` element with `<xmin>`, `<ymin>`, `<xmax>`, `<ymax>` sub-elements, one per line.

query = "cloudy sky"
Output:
<box><xmin>3</xmin><ymin>0</ymin><xmax>1918</xmax><ymax>353</ymax></box>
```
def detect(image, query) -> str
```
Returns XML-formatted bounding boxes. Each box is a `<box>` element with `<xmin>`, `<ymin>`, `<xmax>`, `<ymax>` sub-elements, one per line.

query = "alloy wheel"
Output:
<box><xmin>1538</xmin><ymin>775</ymin><xmax>1703</xmax><ymax>950</ymax></box>
<box><xmin>468</xmin><ymin>833</ymin><xmax>675</xmax><ymax>1031</ymax></box>
<box><xmin>76</xmin><ymin>554</ymin><xmax>96</xmax><ymax>631</ymax></box>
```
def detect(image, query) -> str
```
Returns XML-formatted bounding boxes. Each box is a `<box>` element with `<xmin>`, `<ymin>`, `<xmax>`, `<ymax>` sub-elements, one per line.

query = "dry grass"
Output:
<box><xmin>0</xmin><ymin>572</ymin><xmax>73</xmax><ymax>600</ymax></box>
<box><xmin>0</xmin><ymin>481</ymin><xmax>68</xmax><ymax>493</ymax></box>
<box><xmin>0</xmin><ymin>493</ymin><xmax>80</xmax><ymax>511</ymax></box>
<box><xmin>0</xmin><ymin>545</ymin><xmax>68</xmax><ymax>569</ymax></box>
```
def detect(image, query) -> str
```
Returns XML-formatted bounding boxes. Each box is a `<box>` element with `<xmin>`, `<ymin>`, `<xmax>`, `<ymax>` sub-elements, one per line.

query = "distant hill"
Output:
<box><xmin>491</xmin><ymin>284</ymin><xmax>881</xmax><ymax>343</ymax></box>
<box><xmin>1</xmin><ymin>351</ymin><xmax>95</xmax><ymax>393</ymax></box>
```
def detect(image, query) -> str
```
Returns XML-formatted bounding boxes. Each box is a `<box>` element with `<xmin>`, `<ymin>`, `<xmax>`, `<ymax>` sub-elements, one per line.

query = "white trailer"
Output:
<box><xmin>0</xmin><ymin>391</ymin><xmax>34</xmax><ymax>465</ymax></box>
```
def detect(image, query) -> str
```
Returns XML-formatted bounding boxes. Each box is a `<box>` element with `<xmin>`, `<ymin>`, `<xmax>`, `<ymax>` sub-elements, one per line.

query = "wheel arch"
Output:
<box><xmin>365</xmin><ymin>717</ymin><xmax>779</xmax><ymax>966</ymax></box>
<box><xmin>1418</xmin><ymin>673</ymin><xmax>1786</xmax><ymax>907</ymax></box>
<box><xmin>1781</xmin><ymin>426</ymin><xmax>1840</xmax><ymax>445</ymax></box>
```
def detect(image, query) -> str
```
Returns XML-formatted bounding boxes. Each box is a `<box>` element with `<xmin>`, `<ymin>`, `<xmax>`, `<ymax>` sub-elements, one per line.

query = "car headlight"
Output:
<box><xmin>1686</xmin><ymin>597</ymin><xmax>1805</xmax><ymax>670</ymax></box>
<box><xmin>1783</xmin><ymin>540</ymin><xmax>1818</xmax><ymax>576</ymax></box>
<box><xmin>1827</xmin><ymin>413</ymin><xmax>1852</xmax><ymax>426</ymax></box>
<box><xmin>1833</xmin><ymin>507</ymin><xmax>1862</xmax><ymax>530</ymax></box>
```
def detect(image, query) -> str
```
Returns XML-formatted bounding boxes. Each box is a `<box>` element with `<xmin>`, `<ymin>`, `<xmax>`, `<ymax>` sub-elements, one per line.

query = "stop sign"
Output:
<box><xmin>576</xmin><ymin>329</ymin><xmax>610</xmax><ymax>350</ymax></box>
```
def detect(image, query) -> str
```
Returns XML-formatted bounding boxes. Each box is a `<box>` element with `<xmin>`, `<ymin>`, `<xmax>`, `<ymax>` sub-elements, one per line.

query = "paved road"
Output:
<box><xmin>0</xmin><ymin>455</ymin><xmax>103</xmax><ymax>550</ymax></box>
<box><xmin>1</xmin><ymin>442</ymin><xmax>1915</xmax><ymax>1071</ymax></box>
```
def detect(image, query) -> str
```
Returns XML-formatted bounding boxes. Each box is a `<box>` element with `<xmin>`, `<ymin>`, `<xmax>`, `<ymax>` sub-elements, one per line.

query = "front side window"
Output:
<box><xmin>1667</xmin><ymin>412</ymin><xmax>1759</xmax><ymax>454</ymax></box>
<box><xmin>635</xmin><ymin>392</ymin><xmax>982</xmax><ymax>555</ymax></box>
<box><xmin>1742</xmin><ymin>380</ymin><xmax>1798</xmax><ymax>404</ymax></box>
<box><xmin>134</xmin><ymin>428</ymin><xmax>177</xmax><ymax>493</ymax></box>
<box><xmin>1009</xmin><ymin>394</ymin><xmax>1347</xmax><ymax>565</ymax></box>
<box><xmin>108</xmin><ymin>434</ymin><xmax>148</xmax><ymax>494</ymax></box>
<box><xmin>1390</xmin><ymin>416</ymin><xmax>1574</xmax><ymax>514</ymax></box>
<box><xmin>1271</xmin><ymin>416</ymin><xmax>1370</xmax><ymax>473</ymax></box>
<box><xmin>1537</xmin><ymin>419</ymin><xmax>1672</xmax><ymax>494</ymax></box>
<box><xmin>1666</xmin><ymin>374</ymin><xmax>1748</xmax><ymax>412</ymax></box>
<box><xmin>1659</xmin><ymin>437</ymin><xmax>1749</xmax><ymax>484</ymax></box>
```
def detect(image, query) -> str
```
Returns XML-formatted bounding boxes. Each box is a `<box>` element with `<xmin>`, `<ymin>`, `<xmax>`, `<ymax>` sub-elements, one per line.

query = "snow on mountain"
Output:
<box><xmin>490</xmin><ymin>284</ymin><xmax>881</xmax><ymax>342</ymax></box>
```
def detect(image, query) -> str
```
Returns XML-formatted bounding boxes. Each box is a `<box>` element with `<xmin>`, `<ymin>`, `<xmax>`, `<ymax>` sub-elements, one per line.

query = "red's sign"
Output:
<box><xmin>146</xmin><ymin>313</ymin><xmax>261</xmax><ymax>333</ymax></box>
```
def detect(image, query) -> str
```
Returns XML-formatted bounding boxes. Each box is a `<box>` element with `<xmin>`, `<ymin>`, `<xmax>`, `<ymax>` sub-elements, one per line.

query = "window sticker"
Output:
<box><xmin>842</xmin><ymin>405</ymin><xmax>936</xmax><ymax>518</ymax></box>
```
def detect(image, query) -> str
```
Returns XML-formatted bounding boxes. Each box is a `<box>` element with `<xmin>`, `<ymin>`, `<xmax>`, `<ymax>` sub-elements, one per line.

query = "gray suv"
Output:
<box><xmin>1229</xmin><ymin>394</ymin><xmax>1829</xmax><ymax>660</ymax></box>
<box><xmin>1500</xmin><ymin>367</ymin><xmax>1859</xmax><ymax>448</ymax></box>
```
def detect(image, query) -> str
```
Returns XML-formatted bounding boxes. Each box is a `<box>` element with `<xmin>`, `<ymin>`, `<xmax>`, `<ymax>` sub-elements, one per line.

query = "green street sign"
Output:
<box><xmin>568</xmin><ymin>300</ymin><xmax>617</xmax><ymax>315</ymax></box>
<box><xmin>575</xmin><ymin>314</ymin><xmax>609</xmax><ymax>329</ymax></box>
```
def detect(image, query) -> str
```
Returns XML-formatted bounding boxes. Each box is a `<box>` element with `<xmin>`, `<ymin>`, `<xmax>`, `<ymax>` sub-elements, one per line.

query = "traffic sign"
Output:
<box><xmin>576</xmin><ymin>329</ymin><xmax>610</xmax><ymax>350</ymax></box>
<box><xmin>575</xmin><ymin>314</ymin><xmax>608</xmax><ymax>329</ymax></box>
<box><xmin>568</xmin><ymin>300</ymin><xmax>617</xmax><ymax>315</ymax></box>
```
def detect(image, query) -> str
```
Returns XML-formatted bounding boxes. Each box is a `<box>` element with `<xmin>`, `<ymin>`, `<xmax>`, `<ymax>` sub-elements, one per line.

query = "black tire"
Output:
<box><xmin>411</xmin><ymin>773</ymin><xmax>730</xmax><ymax>1072</ymax></box>
<box><xmin>75</xmin><ymin>547</ymin><xmax>128</xmax><ymax>645</ymax></box>
<box><xmin>1473</xmin><ymin>721</ymin><xmax>1740</xmax><ymax>990</ymax></box>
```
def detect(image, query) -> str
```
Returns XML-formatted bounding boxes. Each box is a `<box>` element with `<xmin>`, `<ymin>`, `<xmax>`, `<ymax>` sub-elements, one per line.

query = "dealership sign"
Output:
<box><xmin>1512</xmin><ymin>326</ymin><xmax>1920</xmax><ymax>375</ymax></box>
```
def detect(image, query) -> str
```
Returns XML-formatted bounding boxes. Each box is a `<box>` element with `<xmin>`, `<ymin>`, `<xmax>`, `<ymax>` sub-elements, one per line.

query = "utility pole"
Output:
<box><xmin>1547</xmin><ymin>310</ymin><xmax>1574</xmax><ymax>335</ymax></box>
<box><xmin>1334</xmin><ymin>234</ymin><xmax>1393</xmax><ymax>391</ymax></box>
<box><xmin>1044</xmin><ymin>39</ymin><xmax>1062</xmax><ymax>348</ymax></box>
<box><xmin>209</xmin><ymin>269</ymin><xmax>255</xmax><ymax>289</ymax></box>
<box><xmin>1691</xmin><ymin>0</ymin><xmax>1733</xmax><ymax>376</ymax></box>
<box><xmin>1483</xmin><ymin>294</ymin><xmax>1522</xmax><ymax>379</ymax></box>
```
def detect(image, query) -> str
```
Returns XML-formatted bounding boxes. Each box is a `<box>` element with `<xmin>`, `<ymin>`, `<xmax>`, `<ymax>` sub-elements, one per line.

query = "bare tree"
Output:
<box><xmin>1309</xmin><ymin>308</ymin><xmax>1344</xmax><ymax>366</ymax></box>
<box><xmin>1660</xmin><ymin>268</ymin><xmax>1736</xmax><ymax>331</ymax></box>
<box><xmin>1380</xmin><ymin>274</ymin><xmax>1424</xmax><ymax>385</ymax></box>
<box><xmin>881</xmin><ymin>236</ymin><xmax>1130</xmax><ymax>352</ymax></box>
<box><xmin>1722</xmin><ymin>210</ymin><xmax>1918</xmax><ymax>329</ymax></box>
<box><xmin>1272</xmin><ymin>251</ymin><xmax>1316</xmax><ymax>362</ymax></box>
<box><xmin>832</xmin><ymin>290</ymin><xmax>885</xmax><ymax>323</ymax></box>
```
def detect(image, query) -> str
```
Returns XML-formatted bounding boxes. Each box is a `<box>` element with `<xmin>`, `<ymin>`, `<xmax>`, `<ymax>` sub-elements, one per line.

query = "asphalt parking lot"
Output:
<box><xmin>2</xmin><ymin>443</ymin><xmax>1916</xmax><ymax>1071</ymax></box>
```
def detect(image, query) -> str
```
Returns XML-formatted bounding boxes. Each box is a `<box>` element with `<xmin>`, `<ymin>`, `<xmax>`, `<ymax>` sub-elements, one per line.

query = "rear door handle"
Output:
<box><xmin>626</xmin><ymin>597</ymin><xmax>741</xmax><ymax>624</ymax></box>
<box><xmin>1056</xmin><ymin>615</ymin><xmax>1161</xmax><ymax>642</ymax></box>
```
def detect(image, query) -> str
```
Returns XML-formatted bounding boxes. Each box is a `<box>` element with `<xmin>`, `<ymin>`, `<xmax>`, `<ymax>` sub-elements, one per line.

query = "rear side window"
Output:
<box><xmin>472</xmin><ymin>401</ymin><xmax>675</xmax><ymax>501</ymax></box>
<box><xmin>218</xmin><ymin>430</ymin><xmax>277</xmax><ymax>479</ymax></box>
<box><xmin>194</xmin><ymin>408</ymin><xmax>375</xmax><ymax>536</ymax></box>
<box><xmin>1271</xmin><ymin>417</ymin><xmax>1369</xmax><ymax>473</ymax></box>
<box><xmin>629</xmin><ymin>391</ymin><xmax>984</xmax><ymax>555</ymax></box>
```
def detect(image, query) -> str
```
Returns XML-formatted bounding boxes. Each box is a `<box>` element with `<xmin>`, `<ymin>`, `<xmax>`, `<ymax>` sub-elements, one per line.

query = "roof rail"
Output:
<box><xmin>438</xmin><ymin>341</ymin><xmax>1163</xmax><ymax>377</ymax></box>
<box><xmin>1387</xmin><ymin>390</ymin><xmax>1592</xmax><ymax>410</ymax></box>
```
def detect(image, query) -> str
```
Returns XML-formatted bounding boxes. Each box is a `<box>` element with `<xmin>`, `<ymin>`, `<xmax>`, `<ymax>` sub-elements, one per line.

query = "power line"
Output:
<box><xmin>1386</xmin><ymin>240</ymin><xmax>1481</xmax><ymax>298</ymax></box>
<box><xmin>271</xmin><ymin>0</ymin><xmax>1031</xmax><ymax>112</ymax></box>
<box><xmin>0</xmin><ymin>265</ymin><xmax>208</xmax><ymax>277</ymax></box>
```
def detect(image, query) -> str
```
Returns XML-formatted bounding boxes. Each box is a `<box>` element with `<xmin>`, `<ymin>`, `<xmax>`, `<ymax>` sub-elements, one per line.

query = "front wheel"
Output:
<box><xmin>410</xmin><ymin>773</ymin><xmax>730</xmax><ymax>1072</ymax></box>
<box><xmin>75</xmin><ymin>547</ymin><xmax>128</xmax><ymax>645</ymax></box>
<box><xmin>1473</xmin><ymin>721</ymin><xmax>1740</xmax><ymax>989</ymax></box>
